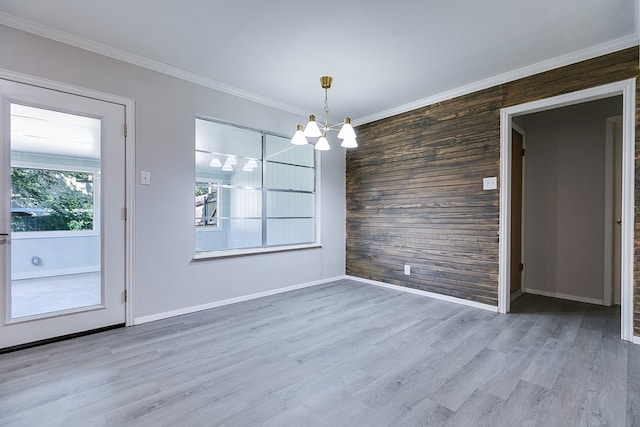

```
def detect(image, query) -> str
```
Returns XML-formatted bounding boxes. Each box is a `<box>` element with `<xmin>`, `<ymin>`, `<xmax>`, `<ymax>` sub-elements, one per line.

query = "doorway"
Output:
<box><xmin>498</xmin><ymin>79</ymin><xmax>635</xmax><ymax>342</ymax></box>
<box><xmin>0</xmin><ymin>78</ymin><xmax>128</xmax><ymax>349</ymax></box>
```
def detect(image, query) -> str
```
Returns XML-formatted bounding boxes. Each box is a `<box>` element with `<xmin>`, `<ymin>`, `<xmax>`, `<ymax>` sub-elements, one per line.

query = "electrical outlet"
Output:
<box><xmin>404</xmin><ymin>264</ymin><xmax>411</xmax><ymax>275</ymax></box>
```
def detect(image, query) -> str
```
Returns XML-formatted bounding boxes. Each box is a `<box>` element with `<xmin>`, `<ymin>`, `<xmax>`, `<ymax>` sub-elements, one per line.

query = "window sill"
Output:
<box><xmin>193</xmin><ymin>243</ymin><xmax>322</xmax><ymax>261</ymax></box>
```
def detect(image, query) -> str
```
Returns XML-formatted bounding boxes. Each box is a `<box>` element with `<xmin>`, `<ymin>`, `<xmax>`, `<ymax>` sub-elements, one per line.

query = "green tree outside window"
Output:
<box><xmin>11</xmin><ymin>167</ymin><xmax>94</xmax><ymax>232</ymax></box>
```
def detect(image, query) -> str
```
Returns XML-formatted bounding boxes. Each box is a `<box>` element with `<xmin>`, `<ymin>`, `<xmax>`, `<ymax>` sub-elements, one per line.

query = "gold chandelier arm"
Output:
<box><xmin>329</xmin><ymin>120</ymin><xmax>354</xmax><ymax>130</ymax></box>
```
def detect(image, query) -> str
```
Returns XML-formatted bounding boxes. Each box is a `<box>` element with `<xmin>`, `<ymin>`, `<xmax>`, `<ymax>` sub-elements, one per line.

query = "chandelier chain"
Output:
<box><xmin>323</xmin><ymin>88</ymin><xmax>330</xmax><ymax>133</ymax></box>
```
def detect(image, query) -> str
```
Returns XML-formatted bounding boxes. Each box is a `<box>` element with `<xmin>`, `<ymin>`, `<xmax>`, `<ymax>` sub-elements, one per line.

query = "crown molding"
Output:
<box><xmin>1</xmin><ymin>12</ymin><xmax>637</xmax><ymax>126</ymax></box>
<box><xmin>0</xmin><ymin>12</ymin><xmax>308</xmax><ymax>117</ymax></box>
<box><xmin>353</xmin><ymin>34</ymin><xmax>640</xmax><ymax>126</ymax></box>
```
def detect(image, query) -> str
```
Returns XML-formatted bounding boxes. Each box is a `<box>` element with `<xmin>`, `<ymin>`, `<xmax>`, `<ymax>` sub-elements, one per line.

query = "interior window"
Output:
<box><xmin>195</xmin><ymin>118</ymin><xmax>316</xmax><ymax>253</ymax></box>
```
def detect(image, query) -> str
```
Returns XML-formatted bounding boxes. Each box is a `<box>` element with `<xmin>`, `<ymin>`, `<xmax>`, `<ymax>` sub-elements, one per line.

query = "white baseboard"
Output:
<box><xmin>12</xmin><ymin>265</ymin><xmax>100</xmax><ymax>280</ymax></box>
<box><xmin>346</xmin><ymin>275</ymin><xmax>498</xmax><ymax>313</ymax></box>
<box><xmin>132</xmin><ymin>275</ymin><xmax>634</xmax><ymax>341</ymax></box>
<box><xmin>133</xmin><ymin>275</ymin><xmax>346</xmax><ymax>325</ymax></box>
<box><xmin>524</xmin><ymin>288</ymin><xmax>604</xmax><ymax>305</ymax></box>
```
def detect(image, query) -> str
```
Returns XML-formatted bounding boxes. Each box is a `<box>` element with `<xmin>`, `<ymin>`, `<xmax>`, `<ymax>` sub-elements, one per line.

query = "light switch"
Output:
<box><xmin>483</xmin><ymin>177</ymin><xmax>497</xmax><ymax>190</ymax></box>
<box><xmin>140</xmin><ymin>171</ymin><xmax>151</xmax><ymax>185</ymax></box>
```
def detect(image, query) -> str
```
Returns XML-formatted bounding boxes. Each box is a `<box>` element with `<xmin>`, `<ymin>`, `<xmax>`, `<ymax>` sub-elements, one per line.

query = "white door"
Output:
<box><xmin>612</xmin><ymin>116</ymin><xmax>622</xmax><ymax>305</ymax></box>
<box><xmin>0</xmin><ymin>80</ymin><xmax>126</xmax><ymax>349</ymax></box>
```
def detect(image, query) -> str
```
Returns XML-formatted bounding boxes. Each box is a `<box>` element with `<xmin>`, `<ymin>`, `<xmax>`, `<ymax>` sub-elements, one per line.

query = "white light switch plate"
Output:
<box><xmin>483</xmin><ymin>177</ymin><xmax>497</xmax><ymax>190</ymax></box>
<box><xmin>140</xmin><ymin>171</ymin><xmax>151</xmax><ymax>185</ymax></box>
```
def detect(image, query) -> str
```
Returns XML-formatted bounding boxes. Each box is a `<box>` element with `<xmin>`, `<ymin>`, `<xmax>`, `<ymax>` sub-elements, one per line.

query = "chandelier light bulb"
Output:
<box><xmin>209</xmin><ymin>157</ymin><xmax>222</xmax><ymax>167</ymax></box>
<box><xmin>304</xmin><ymin>115</ymin><xmax>322</xmax><ymax>137</ymax></box>
<box><xmin>337</xmin><ymin>117</ymin><xmax>356</xmax><ymax>140</ymax></box>
<box><xmin>315</xmin><ymin>135</ymin><xmax>331</xmax><ymax>151</ymax></box>
<box><xmin>291</xmin><ymin>125</ymin><xmax>309</xmax><ymax>145</ymax></box>
<box><xmin>340</xmin><ymin>137</ymin><xmax>358</xmax><ymax>148</ymax></box>
<box><xmin>226</xmin><ymin>156</ymin><xmax>238</xmax><ymax>166</ymax></box>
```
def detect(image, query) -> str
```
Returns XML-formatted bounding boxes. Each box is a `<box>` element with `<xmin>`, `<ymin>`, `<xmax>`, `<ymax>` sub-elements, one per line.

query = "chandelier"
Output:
<box><xmin>290</xmin><ymin>76</ymin><xmax>358</xmax><ymax>150</ymax></box>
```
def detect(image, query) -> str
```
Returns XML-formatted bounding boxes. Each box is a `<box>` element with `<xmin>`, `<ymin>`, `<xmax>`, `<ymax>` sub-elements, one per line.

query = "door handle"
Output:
<box><xmin>616</xmin><ymin>219</ymin><xmax>622</xmax><ymax>225</ymax></box>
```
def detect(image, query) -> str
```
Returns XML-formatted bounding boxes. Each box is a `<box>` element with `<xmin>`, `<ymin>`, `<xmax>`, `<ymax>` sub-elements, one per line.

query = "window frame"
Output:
<box><xmin>194</xmin><ymin>117</ymin><xmax>321</xmax><ymax>259</ymax></box>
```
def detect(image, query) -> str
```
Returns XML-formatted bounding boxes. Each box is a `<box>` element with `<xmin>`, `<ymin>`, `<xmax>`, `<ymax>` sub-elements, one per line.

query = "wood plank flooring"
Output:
<box><xmin>0</xmin><ymin>279</ymin><xmax>638</xmax><ymax>426</ymax></box>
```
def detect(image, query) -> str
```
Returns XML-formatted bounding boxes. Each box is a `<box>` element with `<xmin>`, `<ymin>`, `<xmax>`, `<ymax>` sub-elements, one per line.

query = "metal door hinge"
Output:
<box><xmin>124</xmin><ymin>123</ymin><xmax>128</xmax><ymax>138</ymax></box>
<box><xmin>521</xmin><ymin>148</ymin><xmax>525</xmax><ymax>157</ymax></box>
<box><xmin>123</xmin><ymin>289</ymin><xmax>127</xmax><ymax>303</ymax></box>
<box><xmin>122</xmin><ymin>207</ymin><xmax>127</xmax><ymax>221</ymax></box>
<box><xmin>520</xmin><ymin>263</ymin><xmax>524</xmax><ymax>271</ymax></box>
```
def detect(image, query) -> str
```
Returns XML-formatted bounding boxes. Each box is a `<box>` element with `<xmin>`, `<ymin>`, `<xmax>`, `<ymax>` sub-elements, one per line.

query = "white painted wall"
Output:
<box><xmin>520</xmin><ymin>97</ymin><xmax>622</xmax><ymax>303</ymax></box>
<box><xmin>0</xmin><ymin>25</ymin><xmax>346</xmax><ymax>320</ymax></box>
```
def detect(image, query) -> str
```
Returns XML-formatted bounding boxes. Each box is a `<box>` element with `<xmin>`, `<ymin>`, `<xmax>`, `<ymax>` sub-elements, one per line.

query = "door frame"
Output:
<box><xmin>0</xmin><ymin>68</ymin><xmax>136</xmax><ymax>327</ymax></box>
<box><xmin>498</xmin><ymin>78</ymin><xmax>635</xmax><ymax>342</ymax></box>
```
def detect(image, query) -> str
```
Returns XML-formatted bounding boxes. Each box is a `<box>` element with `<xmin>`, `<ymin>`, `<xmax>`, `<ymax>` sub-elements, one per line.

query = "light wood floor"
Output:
<box><xmin>0</xmin><ymin>279</ymin><xmax>638</xmax><ymax>426</ymax></box>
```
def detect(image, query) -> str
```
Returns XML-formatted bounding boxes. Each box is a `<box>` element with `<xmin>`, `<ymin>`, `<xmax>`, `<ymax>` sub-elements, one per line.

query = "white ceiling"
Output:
<box><xmin>0</xmin><ymin>0</ymin><xmax>637</xmax><ymax>125</ymax></box>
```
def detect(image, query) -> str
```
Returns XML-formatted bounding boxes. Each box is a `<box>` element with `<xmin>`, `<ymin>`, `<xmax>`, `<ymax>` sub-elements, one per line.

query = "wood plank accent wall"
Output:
<box><xmin>346</xmin><ymin>48</ymin><xmax>640</xmax><ymax>327</ymax></box>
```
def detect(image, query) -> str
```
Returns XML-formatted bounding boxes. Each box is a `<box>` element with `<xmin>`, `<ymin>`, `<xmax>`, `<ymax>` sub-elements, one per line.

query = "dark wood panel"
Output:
<box><xmin>346</xmin><ymin>47</ymin><xmax>640</xmax><ymax>330</ymax></box>
<box><xmin>503</xmin><ymin>48</ymin><xmax>639</xmax><ymax>107</ymax></box>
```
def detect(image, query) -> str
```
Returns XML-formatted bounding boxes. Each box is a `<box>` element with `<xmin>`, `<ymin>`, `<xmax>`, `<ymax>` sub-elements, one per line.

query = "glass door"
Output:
<box><xmin>0</xmin><ymin>79</ymin><xmax>126</xmax><ymax>349</ymax></box>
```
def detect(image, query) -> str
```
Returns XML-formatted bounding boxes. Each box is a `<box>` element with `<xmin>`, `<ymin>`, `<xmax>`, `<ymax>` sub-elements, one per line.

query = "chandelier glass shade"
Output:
<box><xmin>291</xmin><ymin>76</ymin><xmax>358</xmax><ymax>150</ymax></box>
